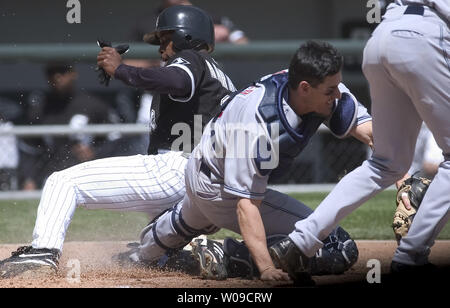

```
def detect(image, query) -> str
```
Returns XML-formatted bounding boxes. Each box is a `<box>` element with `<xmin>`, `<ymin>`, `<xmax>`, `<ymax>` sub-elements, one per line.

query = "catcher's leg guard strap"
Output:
<box><xmin>139</xmin><ymin>203</ymin><xmax>219</xmax><ymax>261</ymax></box>
<box><xmin>178</xmin><ymin>208</ymin><xmax>220</xmax><ymax>236</ymax></box>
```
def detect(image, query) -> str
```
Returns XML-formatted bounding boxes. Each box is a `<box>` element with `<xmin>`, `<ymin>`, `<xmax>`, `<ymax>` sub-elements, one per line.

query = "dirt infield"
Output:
<box><xmin>0</xmin><ymin>240</ymin><xmax>449</xmax><ymax>288</ymax></box>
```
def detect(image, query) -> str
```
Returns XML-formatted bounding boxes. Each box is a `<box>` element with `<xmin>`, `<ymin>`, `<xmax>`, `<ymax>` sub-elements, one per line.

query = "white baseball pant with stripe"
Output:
<box><xmin>31</xmin><ymin>151</ymin><xmax>188</xmax><ymax>252</ymax></box>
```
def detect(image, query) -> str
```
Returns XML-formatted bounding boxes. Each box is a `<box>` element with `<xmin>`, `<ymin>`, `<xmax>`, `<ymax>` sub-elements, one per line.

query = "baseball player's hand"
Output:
<box><xmin>400</xmin><ymin>191</ymin><xmax>412</xmax><ymax>210</ymax></box>
<box><xmin>396</xmin><ymin>174</ymin><xmax>412</xmax><ymax>210</ymax></box>
<box><xmin>259</xmin><ymin>266</ymin><xmax>291</xmax><ymax>281</ymax></box>
<box><xmin>97</xmin><ymin>47</ymin><xmax>122</xmax><ymax>77</ymax></box>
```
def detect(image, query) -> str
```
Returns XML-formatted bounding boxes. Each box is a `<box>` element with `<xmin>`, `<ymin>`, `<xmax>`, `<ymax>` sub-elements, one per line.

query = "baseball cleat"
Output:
<box><xmin>191</xmin><ymin>239</ymin><xmax>227</xmax><ymax>280</ymax></box>
<box><xmin>112</xmin><ymin>244</ymin><xmax>144</xmax><ymax>267</ymax></box>
<box><xmin>0</xmin><ymin>246</ymin><xmax>60</xmax><ymax>279</ymax></box>
<box><xmin>112</xmin><ymin>242</ymin><xmax>168</xmax><ymax>269</ymax></box>
<box><xmin>269</xmin><ymin>237</ymin><xmax>314</xmax><ymax>285</ymax></box>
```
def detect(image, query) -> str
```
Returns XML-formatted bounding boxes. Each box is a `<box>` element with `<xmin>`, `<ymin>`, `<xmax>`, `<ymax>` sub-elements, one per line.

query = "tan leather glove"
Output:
<box><xmin>392</xmin><ymin>175</ymin><xmax>431</xmax><ymax>243</ymax></box>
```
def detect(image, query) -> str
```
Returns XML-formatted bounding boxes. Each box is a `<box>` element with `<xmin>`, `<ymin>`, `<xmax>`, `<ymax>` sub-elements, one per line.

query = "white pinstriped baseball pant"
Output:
<box><xmin>31</xmin><ymin>151</ymin><xmax>188</xmax><ymax>252</ymax></box>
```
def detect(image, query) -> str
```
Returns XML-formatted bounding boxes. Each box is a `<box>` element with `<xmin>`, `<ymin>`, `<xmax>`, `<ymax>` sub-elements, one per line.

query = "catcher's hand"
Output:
<box><xmin>392</xmin><ymin>175</ymin><xmax>431</xmax><ymax>243</ymax></box>
<box><xmin>96</xmin><ymin>39</ymin><xmax>129</xmax><ymax>86</ymax></box>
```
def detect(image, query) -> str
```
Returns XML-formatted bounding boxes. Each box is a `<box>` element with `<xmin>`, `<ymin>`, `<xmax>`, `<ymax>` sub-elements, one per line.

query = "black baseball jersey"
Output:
<box><xmin>115</xmin><ymin>49</ymin><xmax>236</xmax><ymax>154</ymax></box>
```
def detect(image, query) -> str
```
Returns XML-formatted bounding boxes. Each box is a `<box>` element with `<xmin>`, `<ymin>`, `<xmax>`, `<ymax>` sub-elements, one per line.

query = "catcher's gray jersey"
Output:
<box><xmin>197</xmin><ymin>76</ymin><xmax>370</xmax><ymax>200</ymax></box>
<box><xmin>135</xmin><ymin>71</ymin><xmax>371</xmax><ymax>263</ymax></box>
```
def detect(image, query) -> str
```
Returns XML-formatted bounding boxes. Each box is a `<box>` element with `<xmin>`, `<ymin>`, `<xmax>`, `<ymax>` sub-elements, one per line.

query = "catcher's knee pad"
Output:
<box><xmin>309</xmin><ymin>226</ymin><xmax>358</xmax><ymax>275</ymax></box>
<box><xmin>223</xmin><ymin>234</ymin><xmax>285</xmax><ymax>279</ymax></box>
<box><xmin>140</xmin><ymin>203</ymin><xmax>219</xmax><ymax>256</ymax></box>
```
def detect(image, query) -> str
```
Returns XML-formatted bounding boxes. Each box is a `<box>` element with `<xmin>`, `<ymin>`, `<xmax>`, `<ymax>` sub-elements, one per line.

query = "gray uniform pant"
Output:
<box><xmin>138</xmin><ymin>155</ymin><xmax>314</xmax><ymax>261</ymax></box>
<box><xmin>289</xmin><ymin>5</ymin><xmax>449</xmax><ymax>265</ymax></box>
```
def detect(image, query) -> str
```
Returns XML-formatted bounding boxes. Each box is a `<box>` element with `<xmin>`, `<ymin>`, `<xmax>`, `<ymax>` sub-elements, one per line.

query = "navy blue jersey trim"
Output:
<box><xmin>224</xmin><ymin>185</ymin><xmax>266</xmax><ymax>197</ymax></box>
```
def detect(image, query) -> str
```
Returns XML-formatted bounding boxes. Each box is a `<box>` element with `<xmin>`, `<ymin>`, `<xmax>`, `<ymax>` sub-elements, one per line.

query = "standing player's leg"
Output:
<box><xmin>285</xmin><ymin>24</ymin><xmax>423</xmax><ymax>258</ymax></box>
<box><xmin>386</xmin><ymin>15</ymin><xmax>450</xmax><ymax>267</ymax></box>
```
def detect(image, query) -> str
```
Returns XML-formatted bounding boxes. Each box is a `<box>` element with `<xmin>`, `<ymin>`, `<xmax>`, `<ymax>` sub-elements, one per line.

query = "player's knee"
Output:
<box><xmin>43</xmin><ymin>171</ymin><xmax>65</xmax><ymax>187</ymax></box>
<box><xmin>368</xmin><ymin>157</ymin><xmax>409</xmax><ymax>182</ymax></box>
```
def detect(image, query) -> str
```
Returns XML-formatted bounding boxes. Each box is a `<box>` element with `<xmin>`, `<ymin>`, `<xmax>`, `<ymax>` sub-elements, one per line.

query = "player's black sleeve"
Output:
<box><xmin>114</xmin><ymin>64</ymin><xmax>191</xmax><ymax>97</ymax></box>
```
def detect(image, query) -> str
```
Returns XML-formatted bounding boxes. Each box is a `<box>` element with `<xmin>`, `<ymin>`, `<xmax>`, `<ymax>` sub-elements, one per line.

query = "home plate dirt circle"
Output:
<box><xmin>0</xmin><ymin>240</ymin><xmax>449</xmax><ymax>288</ymax></box>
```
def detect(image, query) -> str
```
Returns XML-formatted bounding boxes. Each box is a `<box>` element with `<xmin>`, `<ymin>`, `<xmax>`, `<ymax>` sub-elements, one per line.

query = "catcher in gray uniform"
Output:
<box><xmin>119</xmin><ymin>41</ymin><xmax>374</xmax><ymax>283</ymax></box>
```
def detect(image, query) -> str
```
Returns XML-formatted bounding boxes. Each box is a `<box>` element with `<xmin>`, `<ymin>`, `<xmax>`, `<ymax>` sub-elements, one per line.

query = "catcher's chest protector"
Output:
<box><xmin>255</xmin><ymin>73</ymin><xmax>324</xmax><ymax>179</ymax></box>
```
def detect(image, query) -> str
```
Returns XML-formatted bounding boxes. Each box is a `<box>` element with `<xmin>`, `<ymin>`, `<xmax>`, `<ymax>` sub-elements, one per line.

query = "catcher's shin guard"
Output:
<box><xmin>138</xmin><ymin>203</ymin><xmax>219</xmax><ymax>262</ymax></box>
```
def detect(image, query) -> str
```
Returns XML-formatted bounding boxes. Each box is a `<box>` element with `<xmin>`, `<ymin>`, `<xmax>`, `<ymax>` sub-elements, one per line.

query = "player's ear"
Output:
<box><xmin>298</xmin><ymin>81</ymin><xmax>311</xmax><ymax>96</ymax></box>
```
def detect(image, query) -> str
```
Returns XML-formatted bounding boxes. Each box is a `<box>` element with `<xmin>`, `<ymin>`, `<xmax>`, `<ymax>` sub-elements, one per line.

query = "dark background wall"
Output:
<box><xmin>0</xmin><ymin>0</ymin><xmax>376</xmax><ymax>91</ymax></box>
<box><xmin>0</xmin><ymin>0</ymin><xmax>381</xmax><ymax>184</ymax></box>
<box><xmin>0</xmin><ymin>0</ymin><xmax>372</xmax><ymax>43</ymax></box>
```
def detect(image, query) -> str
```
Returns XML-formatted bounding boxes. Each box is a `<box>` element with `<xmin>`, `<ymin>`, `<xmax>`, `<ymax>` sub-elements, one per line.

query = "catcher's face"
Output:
<box><xmin>158</xmin><ymin>31</ymin><xmax>176</xmax><ymax>62</ymax></box>
<box><xmin>300</xmin><ymin>72</ymin><xmax>342</xmax><ymax>117</ymax></box>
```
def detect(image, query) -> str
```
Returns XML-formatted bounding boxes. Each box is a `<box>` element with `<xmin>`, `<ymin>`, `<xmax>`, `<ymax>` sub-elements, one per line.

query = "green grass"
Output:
<box><xmin>0</xmin><ymin>191</ymin><xmax>449</xmax><ymax>243</ymax></box>
<box><xmin>0</xmin><ymin>201</ymin><xmax>150</xmax><ymax>244</ymax></box>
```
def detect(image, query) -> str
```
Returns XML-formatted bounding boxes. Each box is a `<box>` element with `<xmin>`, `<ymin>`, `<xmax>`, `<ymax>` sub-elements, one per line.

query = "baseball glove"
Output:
<box><xmin>392</xmin><ymin>175</ymin><xmax>431</xmax><ymax>242</ymax></box>
<box><xmin>96</xmin><ymin>38</ymin><xmax>129</xmax><ymax>86</ymax></box>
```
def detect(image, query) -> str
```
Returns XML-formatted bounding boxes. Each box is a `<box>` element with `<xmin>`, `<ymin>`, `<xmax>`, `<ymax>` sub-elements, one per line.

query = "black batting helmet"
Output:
<box><xmin>143</xmin><ymin>5</ymin><xmax>215</xmax><ymax>53</ymax></box>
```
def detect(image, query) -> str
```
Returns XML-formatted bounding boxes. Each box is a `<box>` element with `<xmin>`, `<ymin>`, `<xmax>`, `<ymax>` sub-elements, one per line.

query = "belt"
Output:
<box><xmin>404</xmin><ymin>5</ymin><xmax>424</xmax><ymax>16</ymax></box>
<box><xmin>200</xmin><ymin>160</ymin><xmax>211</xmax><ymax>178</ymax></box>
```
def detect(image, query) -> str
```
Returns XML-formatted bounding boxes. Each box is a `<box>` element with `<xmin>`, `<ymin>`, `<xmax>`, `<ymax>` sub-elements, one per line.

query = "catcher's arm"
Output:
<box><xmin>349</xmin><ymin>120</ymin><xmax>374</xmax><ymax>149</ymax></box>
<box><xmin>236</xmin><ymin>198</ymin><xmax>291</xmax><ymax>281</ymax></box>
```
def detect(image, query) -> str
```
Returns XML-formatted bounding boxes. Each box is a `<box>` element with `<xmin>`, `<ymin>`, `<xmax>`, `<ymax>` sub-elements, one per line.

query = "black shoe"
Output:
<box><xmin>191</xmin><ymin>239</ymin><xmax>228</xmax><ymax>280</ymax></box>
<box><xmin>112</xmin><ymin>242</ymin><xmax>162</xmax><ymax>268</ymax></box>
<box><xmin>0</xmin><ymin>246</ymin><xmax>60</xmax><ymax>278</ymax></box>
<box><xmin>269</xmin><ymin>238</ymin><xmax>314</xmax><ymax>286</ymax></box>
<box><xmin>112</xmin><ymin>244</ymin><xmax>143</xmax><ymax>267</ymax></box>
<box><xmin>112</xmin><ymin>242</ymin><xmax>199</xmax><ymax>276</ymax></box>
